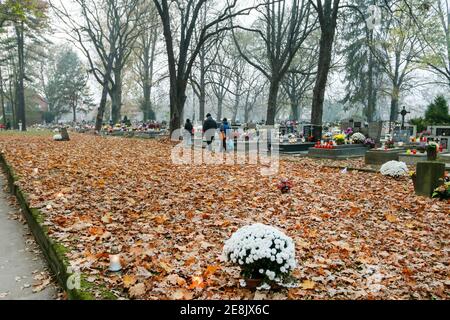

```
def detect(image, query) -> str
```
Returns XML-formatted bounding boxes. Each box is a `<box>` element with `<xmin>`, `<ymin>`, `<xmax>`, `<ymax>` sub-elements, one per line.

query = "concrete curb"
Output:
<box><xmin>0</xmin><ymin>152</ymin><xmax>115</xmax><ymax>300</ymax></box>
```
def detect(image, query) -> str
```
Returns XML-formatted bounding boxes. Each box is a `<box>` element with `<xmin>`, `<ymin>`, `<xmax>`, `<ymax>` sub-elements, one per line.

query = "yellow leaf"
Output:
<box><xmin>385</xmin><ymin>214</ymin><xmax>398</xmax><ymax>223</ymax></box>
<box><xmin>301</xmin><ymin>280</ymin><xmax>316</xmax><ymax>290</ymax></box>
<box><xmin>123</xmin><ymin>275</ymin><xmax>137</xmax><ymax>288</ymax></box>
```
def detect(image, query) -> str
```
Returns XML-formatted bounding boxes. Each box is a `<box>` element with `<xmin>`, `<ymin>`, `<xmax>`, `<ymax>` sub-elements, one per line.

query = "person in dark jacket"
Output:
<box><xmin>203</xmin><ymin>113</ymin><xmax>217</xmax><ymax>150</ymax></box>
<box><xmin>184</xmin><ymin>119</ymin><xmax>193</xmax><ymax>146</ymax></box>
<box><xmin>220</xmin><ymin>118</ymin><xmax>231</xmax><ymax>151</ymax></box>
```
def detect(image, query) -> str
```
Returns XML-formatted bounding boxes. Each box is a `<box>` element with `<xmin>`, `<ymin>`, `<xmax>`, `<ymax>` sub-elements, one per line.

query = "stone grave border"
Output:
<box><xmin>0</xmin><ymin>152</ymin><xmax>117</xmax><ymax>300</ymax></box>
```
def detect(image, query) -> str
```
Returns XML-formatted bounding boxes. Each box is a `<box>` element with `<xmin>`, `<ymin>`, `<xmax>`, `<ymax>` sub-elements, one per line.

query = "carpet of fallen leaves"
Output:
<box><xmin>0</xmin><ymin>133</ymin><xmax>448</xmax><ymax>300</ymax></box>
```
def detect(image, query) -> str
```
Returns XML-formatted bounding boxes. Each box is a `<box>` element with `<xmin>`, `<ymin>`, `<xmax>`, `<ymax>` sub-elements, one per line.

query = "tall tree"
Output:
<box><xmin>41</xmin><ymin>47</ymin><xmax>93</xmax><ymax>121</ymax></box>
<box><xmin>341</xmin><ymin>0</ymin><xmax>382</xmax><ymax>122</ymax></box>
<box><xmin>372</xmin><ymin>1</ymin><xmax>424</xmax><ymax>123</ymax></box>
<box><xmin>281</xmin><ymin>41</ymin><xmax>318</xmax><ymax>120</ymax></box>
<box><xmin>152</xmin><ymin>0</ymin><xmax>258</xmax><ymax>133</ymax></box>
<box><xmin>0</xmin><ymin>0</ymin><xmax>49</xmax><ymax>130</ymax></box>
<box><xmin>310</xmin><ymin>0</ymin><xmax>340</xmax><ymax>140</ymax></box>
<box><xmin>207</xmin><ymin>40</ymin><xmax>233</xmax><ymax>121</ymax></box>
<box><xmin>413</xmin><ymin>0</ymin><xmax>450</xmax><ymax>86</ymax></box>
<box><xmin>232</xmin><ymin>0</ymin><xmax>315</xmax><ymax>125</ymax></box>
<box><xmin>52</xmin><ymin>0</ymin><xmax>146</xmax><ymax>130</ymax></box>
<box><xmin>132</xmin><ymin>4</ymin><xmax>160</xmax><ymax>121</ymax></box>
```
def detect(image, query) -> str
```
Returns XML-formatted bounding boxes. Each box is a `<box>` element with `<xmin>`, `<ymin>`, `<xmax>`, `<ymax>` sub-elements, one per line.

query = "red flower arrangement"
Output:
<box><xmin>277</xmin><ymin>178</ymin><xmax>293</xmax><ymax>194</ymax></box>
<box><xmin>315</xmin><ymin>141</ymin><xmax>335</xmax><ymax>149</ymax></box>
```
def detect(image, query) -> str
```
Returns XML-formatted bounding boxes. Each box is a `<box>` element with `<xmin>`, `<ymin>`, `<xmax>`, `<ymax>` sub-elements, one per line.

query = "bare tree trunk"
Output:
<box><xmin>72</xmin><ymin>104</ymin><xmax>77</xmax><ymax>122</ymax></box>
<box><xmin>199</xmin><ymin>49</ymin><xmax>206</xmax><ymax>121</ymax></box>
<box><xmin>366</xmin><ymin>31</ymin><xmax>376</xmax><ymax>122</ymax></box>
<box><xmin>0</xmin><ymin>68</ymin><xmax>6</xmax><ymax>126</ymax></box>
<box><xmin>290</xmin><ymin>97</ymin><xmax>299</xmax><ymax>121</ymax></box>
<box><xmin>217</xmin><ymin>97</ymin><xmax>223</xmax><ymax>121</ymax></box>
<box><xmin>390</xmin><ymin>85</ymin><xmax>400</xmax><ymax>122</ymax></box>
<box><xmin>16</xmin><ymin>23</ymin><xmax>26</xmax><ymax>131</ymax></box>
<box><xmin>266</xmin><ymin>80</ymin><xmax>280</xmax><ymax>125</ymax></box>
<box><xmin>311</xmin><ymin>30</ymin><xmax>335</xmax><ymax>140</ymax></box>
<box><xmin>310</xmin><ymin>0</ymin><xmax>339</xmax><ymax>141</ymax></box>
<box><xmin>169</xmin><ymin>79</ymin><xmax>186</xmax><ymax>132</ymax></box>
<box><xmin>111</xmin><ymin>69</ymin><xmax>122</xmax><ymax>124</ymax></box>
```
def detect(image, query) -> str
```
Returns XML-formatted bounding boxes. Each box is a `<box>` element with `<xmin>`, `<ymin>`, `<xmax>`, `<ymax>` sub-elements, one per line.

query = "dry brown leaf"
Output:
<box><xmin>129</xmin><ymin>283</ymin><xmax>146</xmax><ymax>298</ymax></box>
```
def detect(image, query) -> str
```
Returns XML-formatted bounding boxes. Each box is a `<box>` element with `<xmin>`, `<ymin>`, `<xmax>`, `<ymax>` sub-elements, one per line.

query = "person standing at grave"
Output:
<box><xmin>184</xmin><ymin>119</ymin><xmax>193</xmax><ymax>146</ymax></box>
<box><xmin>203</xmin><ymin>113</ymin><xmax>217</xmax><ymax>151</ymax></box>
<box><xmin>220</xmin><ymin>118</ymin><xmax>231</xmax><ymax>151</ymax></box>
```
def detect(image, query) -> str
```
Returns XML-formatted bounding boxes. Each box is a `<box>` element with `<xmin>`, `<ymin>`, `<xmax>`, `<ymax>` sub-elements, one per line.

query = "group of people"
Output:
<box><xmin>184</xmin><ymin>113</ymin><xmax>232</xmax><ymax>151</ymax></box>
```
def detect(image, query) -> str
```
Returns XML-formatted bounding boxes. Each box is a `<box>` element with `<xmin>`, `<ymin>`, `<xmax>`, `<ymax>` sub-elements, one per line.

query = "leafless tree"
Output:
<box><xmin>309</xmin><ymin>0</ymin><xmax>340</xmax><ymax>140</ymax></box>
<box><xmin>232</xmin><ymin>0</ymin><xmax>316</xmax><ymax>125</ymax></box>
<box><xmin>152</xmin><ymin>0</ymin><xmax>260</xmax><ymax>132</ymax></box>
<box><xmin>51</xmin><ymin>0</ymin><xmax>147</xmax><ymax>130</ymax></box>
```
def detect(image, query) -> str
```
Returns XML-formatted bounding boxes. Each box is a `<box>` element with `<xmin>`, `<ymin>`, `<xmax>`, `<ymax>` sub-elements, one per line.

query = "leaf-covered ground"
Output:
<box><xmin>0</xmin><ymin>133</ymin><xmax>448</xmax><ymax>300</ymax></box>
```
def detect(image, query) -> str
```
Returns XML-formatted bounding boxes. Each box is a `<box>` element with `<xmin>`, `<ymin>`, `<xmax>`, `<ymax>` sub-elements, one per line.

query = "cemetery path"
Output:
<box><xmin>0</xmin><ymin>174</ymin><xmax>57</xmax><ymax>300</ymax></box>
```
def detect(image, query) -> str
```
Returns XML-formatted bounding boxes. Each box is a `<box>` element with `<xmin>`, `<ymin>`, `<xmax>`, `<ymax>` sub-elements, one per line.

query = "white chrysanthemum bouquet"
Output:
<box><xmin>380</xmin><ymin>160</ymin><xmax>408</xmax><ymax>177</ymax></box>
<box><xmin>223</xmin><ymin>223</ymin><xmax>297</xmax><ymax>288</ymax></box>
<box><xmin>351</xmin><ymin>132</ymin><xmax>366</xmax><ymax>144</ymax></box>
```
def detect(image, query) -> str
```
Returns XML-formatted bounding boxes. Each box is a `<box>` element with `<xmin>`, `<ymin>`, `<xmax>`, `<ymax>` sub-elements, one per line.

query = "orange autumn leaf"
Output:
<box><xmin>154</xmin><ymin>215</ymin><xmax>168</xmax><ymax>224</ymax></box>
<box><xmin>184</xmin><ymin>257</ymin><xmax>196</xmax><ymax>266</ymax></box>
<box><xmin>203</xmin><ymin>265</ymin><xmax>220</xmax><ymax>278</ymax></box>
<box><xmin>88</xmin><ymin>226</ymin><xmax>104</xmax><ymax>236</ymax></box>
<box><xmin>188</xmin><ymin>276</ymin><xmax>205</xmax><ymax>290</ymax></box>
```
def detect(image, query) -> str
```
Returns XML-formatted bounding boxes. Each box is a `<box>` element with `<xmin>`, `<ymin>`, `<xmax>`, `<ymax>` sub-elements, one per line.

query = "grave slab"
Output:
<box><xmin>308</xmin><ymin>144</ymin><xmax>368</xmax><ymax>159</ymax></box>
<box><xmin>415</xmin><ymin>161</ymin><xmax>446</xmax><ymax>197</ymax></box>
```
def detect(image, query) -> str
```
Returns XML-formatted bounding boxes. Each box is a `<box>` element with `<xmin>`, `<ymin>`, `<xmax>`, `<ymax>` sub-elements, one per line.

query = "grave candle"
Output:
<box><xmin>109</xmin><ymin>254</ymin><xmax>122</xmax><ymax>272</ymax></box>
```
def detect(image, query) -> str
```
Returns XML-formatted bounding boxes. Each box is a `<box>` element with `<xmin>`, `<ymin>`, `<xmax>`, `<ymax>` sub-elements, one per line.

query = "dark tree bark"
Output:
<box><xmin>110</xmin><ymin>69</ymin><xmax>122</xmax><ymax>123</ymax></box>
<box><xmin>0</xmin><ymin>68</ymin><xmax>6</xmax><ymax>126</ymax></box>
<box><xmin>15</xmin><ymin>22</ymin><xmax>26</xmax><ymax>131</ymax></box>
<box><xmin>310</xmin><ymin>0</ymin><xmax>340</xmax><ymax>141</ymax></box>
<box><xmin>266</xmin><ymin>80</ymin><xmax>280</xmax><ymax>125</ymax></box>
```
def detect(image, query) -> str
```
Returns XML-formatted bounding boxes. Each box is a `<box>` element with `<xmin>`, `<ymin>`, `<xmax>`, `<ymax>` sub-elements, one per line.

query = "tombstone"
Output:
<box><xmin>368</xmin><ymin>121</ymin><xmax>383</xmax><ymax>143</ymax></box>
<box><xmin>429</xmin><ymin>126</ymin><xmax>450</xmax><ymax>151</ymax></box>
<box><xmin>435</xmin><ymin>126</ymin><xmax>450</xmax><ymax>136</ymax></box>
<box><xmin>302</xmin><ymin>124</ymin><xmax>315</xmax><ymax>139</ymax></box>
<box><xmin>440</xmin><ymin>137</ymin><xmax>448</xmax><ymax>150</ymax></box>
<box><xmin>60</xmin><ymin>127</ymin><xmax>70</xmax><ymax>141</ymax></box>
<box><xmin>393</xmin><ymin>128</ymin><xmax>410</xmax><ymax>144</ymax></box>
<box><xmin>415</xmin><ymin>161</ymin><xmax>445</xmax><ymax>197</ymax></box>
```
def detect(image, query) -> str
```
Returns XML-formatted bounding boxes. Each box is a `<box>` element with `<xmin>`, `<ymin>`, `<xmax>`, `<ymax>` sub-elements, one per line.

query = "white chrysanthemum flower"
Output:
<box><xmin>351</xmin><ymin>132</ymin><xmax>366</xmax><ymax>143</ymax></box>
<box><xmin>223</xmin><ymin>223</ymin><xmax>297</xmax><ymax>284</ymax></box>
<box><xmin>380</xmin><ymin>160</ymin><xmax>408</xmax><ymax>177</ymax></box>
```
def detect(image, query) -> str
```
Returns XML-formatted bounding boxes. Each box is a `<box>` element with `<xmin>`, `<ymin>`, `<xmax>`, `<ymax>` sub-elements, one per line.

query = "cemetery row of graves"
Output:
<box><xmin>0</xmin><ymin>122</ymin><xmax>448</xmax><ymax>299</ymax></box>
